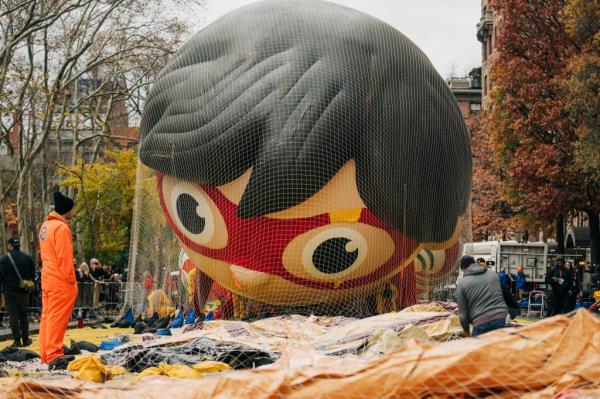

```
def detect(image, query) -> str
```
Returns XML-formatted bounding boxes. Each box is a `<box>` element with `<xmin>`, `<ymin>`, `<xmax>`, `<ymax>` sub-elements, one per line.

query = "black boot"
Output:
<box><xmin>21</xmin><ymin>337</ymin><xmax>33</xmax><ymax>347</ymax></box>
<box><xmin>10</xmin><ymin>340</ymin><xmax>21</xmax><ymax>348</ymax></box>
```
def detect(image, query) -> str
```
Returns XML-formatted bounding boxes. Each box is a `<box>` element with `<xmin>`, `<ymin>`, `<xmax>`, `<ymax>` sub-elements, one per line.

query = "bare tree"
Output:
<box><xmin>1</xmin><ymin>0</ymin><xmax>203</xmax><ymax>256</ymax></box>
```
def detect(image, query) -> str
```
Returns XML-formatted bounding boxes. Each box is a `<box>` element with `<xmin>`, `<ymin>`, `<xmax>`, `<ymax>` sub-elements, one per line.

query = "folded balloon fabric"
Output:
<box><xmin>67</xmin><ymin>355</ymin><xmax>125</xmax><ymax>383</ymax></box>
<box><xmin>135</xmin><ymin>361</ymin><xmax>231</xmax><ymax>381</ymax></box>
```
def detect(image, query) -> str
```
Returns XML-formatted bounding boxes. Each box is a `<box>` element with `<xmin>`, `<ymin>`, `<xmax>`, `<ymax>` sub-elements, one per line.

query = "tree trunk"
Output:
<box><xmin>76</xmin><ymin>221</ymin><xmax>86</xmax><ymax>264</ymax></box>
<box><xmin>16</xmin><ymin>166</ymin><xmax>28</xmax><ymax>254</ymax></box>
<box><xmin>27</xmin><ymin>172</ymin><xmax>36</xmax><ymax>260</ymax></box>
<box><xmin>556</xmin><ymin>217</ymin><xmax>565</xmax><ymax>254</ymax></box>
<box><xmin>588</xmin><ymin>210</ymin><xmax>600</xmax><ymax>266</ymax></box>
<box><xmin>0</xmin><ymin>177</ymin><xmax>6</xmax><ymax>247</ymax></box>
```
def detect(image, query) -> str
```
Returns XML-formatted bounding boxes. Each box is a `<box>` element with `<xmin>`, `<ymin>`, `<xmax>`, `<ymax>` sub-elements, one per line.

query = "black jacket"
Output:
<box><xmin>548</xmin><ymin>266</ymin><xmax>572</xmax><ymax>294</ymax></box>
<box><xmin>0</xmin><ymin>249</ymin><xmax>36</xmax><ymax>294</ymax></box>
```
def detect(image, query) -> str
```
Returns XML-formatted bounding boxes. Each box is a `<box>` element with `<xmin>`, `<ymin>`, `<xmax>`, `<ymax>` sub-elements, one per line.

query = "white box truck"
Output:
<box><xmin>463</xmin><ymin>241</ymin><xmax>549</xmax><ymax>283</ymax></box>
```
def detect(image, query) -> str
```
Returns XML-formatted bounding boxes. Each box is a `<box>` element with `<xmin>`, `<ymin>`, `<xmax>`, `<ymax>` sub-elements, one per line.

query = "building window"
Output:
<box><xmin>483</xmin><ymin>40</ymin><xmax>487</xmax><ymax>61</ymax></box>
<box><xmin>483</xmin><ymin>76</ymin><xmax>487</xmax><ymax>96</ymax></box>
<box><xmin>470</xmin><ymin>103</ymin><xmax>482</xmax><ymax>113</ymax></box>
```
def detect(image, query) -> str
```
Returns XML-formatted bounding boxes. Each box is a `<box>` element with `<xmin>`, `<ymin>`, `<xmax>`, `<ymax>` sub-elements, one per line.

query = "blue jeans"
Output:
<box><xmin>472</xmin><ymin>317</ymin><xmax>507</xmax><ymax>337</ymax></box>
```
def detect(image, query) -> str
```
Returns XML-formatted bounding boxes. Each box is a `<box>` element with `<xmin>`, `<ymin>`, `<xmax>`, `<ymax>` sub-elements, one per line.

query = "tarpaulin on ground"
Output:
<box><xmin>102</xmin><ymin>337</ymin><xmax>278</xmax><ymax>372</ymax></box>
<box><xmin>106</xmin><ymin>308</ymin><xmax>461</xmax><ymax>357</ymax></box>
<box><xmin>0</xmin><ymin>309</ymin><xmax>598</xmax><ymax>398</ymax></box>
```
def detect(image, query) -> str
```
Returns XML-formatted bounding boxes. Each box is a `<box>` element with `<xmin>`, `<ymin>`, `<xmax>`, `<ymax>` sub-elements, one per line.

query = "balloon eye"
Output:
<box><xmin>176</xmin><ymin>193</ymin><xmax>206</xmax><ymax>234</ymax></box>
<box><xmin>312</xmin><ymin>237</ymin><xmax>359</xmax><ymax>274</ymax></box>
<box><xmin>168</xmin><ymin>181</ymin><xmax>220</xmax><ymax>246</ymax></box>
<box><xmin>300</xmin><ymin>227</ymin><xmax>368</xmax><ymax>279</ymax></box>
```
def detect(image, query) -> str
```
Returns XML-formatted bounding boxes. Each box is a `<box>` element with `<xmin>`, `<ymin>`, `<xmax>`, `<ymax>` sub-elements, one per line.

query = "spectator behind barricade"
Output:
<box><xmin>549</xmin><ymin>259</ymin><xmax>571</xmax><ymax>314</ymax></box>
<box><xmin>90</xmin><ymin>259</ymin><xmax>106</xmax><ymax>281</ymax></box>
<box><xmin>456</xmin><ymin>255</ymin><xmax>508</xmax><ymax>337</ymax></box>
<box><xmin>75</xmin><ymin>262</ymin><xmax>94</xmax><ymax>311</ymax></box>
<box><xmin>103</xmin><ymin>264</ymin><xmax>112</xmax><ymax>278</ymax></box>
<box><xmin>565</xmin><ymin>262</ymin><xmax>580</xmax><ymax>312</ymax></box>
<box><xmin>512</xmin><ymin>266</ymin><xmax>527</xmax><ymax>300</ymax></box>
<box><xmin>76</xmin><ymin>263</ymin><xmax>94</xmax><ymax>283</ymax></box>
<box><xmin>476</xmin><ymin>258</ymin><xmax>486</xmax><ymax>267</ymax></box>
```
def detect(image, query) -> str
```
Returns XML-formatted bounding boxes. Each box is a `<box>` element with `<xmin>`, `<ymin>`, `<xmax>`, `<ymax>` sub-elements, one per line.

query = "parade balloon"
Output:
<box><xmin>138</xmin><ymin>0</ymin><xmax>471</xmax><ymax>312</ymax></box>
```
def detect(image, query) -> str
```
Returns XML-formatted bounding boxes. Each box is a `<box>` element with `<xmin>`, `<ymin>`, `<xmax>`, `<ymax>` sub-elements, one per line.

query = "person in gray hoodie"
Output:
<box><xmin>456</xmin><ymin>255</ymin><xmax>508</xmax><ymax>337</ymax></box>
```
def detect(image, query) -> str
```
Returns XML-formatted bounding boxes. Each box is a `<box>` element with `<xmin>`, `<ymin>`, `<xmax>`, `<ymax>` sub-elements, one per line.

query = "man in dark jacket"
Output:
<box><xmin>0</xmin><ymin>237</ymin><xmax>35</xmax><ymax>347</ymax></box>
<box><xmin>456</xmin><ymin>255</ymin><xmax>508</xmax><ymax>337</ymax></box>
<box><xmin>549</xmin><ymin>260</ymin><xmax>571</xmax><ymax>314</ymax></box>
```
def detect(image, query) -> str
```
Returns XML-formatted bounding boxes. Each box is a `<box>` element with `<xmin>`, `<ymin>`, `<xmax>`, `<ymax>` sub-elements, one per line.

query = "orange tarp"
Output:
<box><xmin>1</xmin><ymin>310</ymin><xmax>599</xmax><ymax>398</ymax></box>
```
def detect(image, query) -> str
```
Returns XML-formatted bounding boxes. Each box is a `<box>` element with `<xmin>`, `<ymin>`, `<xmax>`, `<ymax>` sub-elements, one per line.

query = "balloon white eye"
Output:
<box><xmin>170</xmin><ymin>182</ymin><xmax>216</xmax><ymax>245</ymax></box>
<box><xmin>301</xmin><ymin>227</ymin><xmax>368</xmax><ymax>278</ymax></box>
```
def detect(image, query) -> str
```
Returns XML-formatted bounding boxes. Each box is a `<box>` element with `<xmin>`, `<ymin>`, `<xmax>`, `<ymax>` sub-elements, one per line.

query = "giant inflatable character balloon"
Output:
<box><xmin>139</xmin><ymin>0</ymin><xmax>471</xmax><ymax>314</ymax></box>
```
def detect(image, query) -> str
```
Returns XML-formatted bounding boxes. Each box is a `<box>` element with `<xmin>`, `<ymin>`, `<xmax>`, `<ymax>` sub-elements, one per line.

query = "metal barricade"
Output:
<box><xmin>76</xmin><ymin>282</ymin><xmax>96</xmax><ymax>309</ymax></box>
<box><xmin>10</xmin><ymin>281</ymin><xmax>127</xmax><ymax>323</ymax></box>
<box><xmin>96</xmin><ymin>282</ymin><xmax>125</xmax><ymax>315</ymax></box>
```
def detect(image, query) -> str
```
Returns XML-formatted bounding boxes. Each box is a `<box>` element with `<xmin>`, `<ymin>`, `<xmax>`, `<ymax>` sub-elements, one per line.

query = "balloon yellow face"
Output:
<box><xmin>158</xmin><ymin>161</ymin><xmax>430</xmax><ymax>306</ymax></box>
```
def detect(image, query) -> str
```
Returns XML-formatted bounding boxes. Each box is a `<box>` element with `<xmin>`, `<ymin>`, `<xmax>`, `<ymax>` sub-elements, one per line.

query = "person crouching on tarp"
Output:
<box><xmin>38</xmin><ymin>191</ymin><xmax>78</xmax><ymax>366</ymax></box>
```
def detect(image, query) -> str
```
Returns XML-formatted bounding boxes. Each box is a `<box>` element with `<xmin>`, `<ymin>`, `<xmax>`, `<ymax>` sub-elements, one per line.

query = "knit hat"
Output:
<box><xmin>460</xmin><ymin>255</ymin><xmax>475</xmax><ymax>270</ymax></box>
<box><xmin>7</xmin><ymin>237</ymin><xmax>20</xmax><ymax>248</ymax></box>
<box><xmin>53</xmin><ymin>191</ymin><xmax>74</xmax><ymax>215</ymax></box>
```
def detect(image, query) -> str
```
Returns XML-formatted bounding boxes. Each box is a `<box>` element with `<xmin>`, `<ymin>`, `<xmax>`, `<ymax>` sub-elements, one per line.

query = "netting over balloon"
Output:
<box><xmin>127</xmin><ymin>0</ymin><xmax>471</xmax><ymax>320</ymax></box>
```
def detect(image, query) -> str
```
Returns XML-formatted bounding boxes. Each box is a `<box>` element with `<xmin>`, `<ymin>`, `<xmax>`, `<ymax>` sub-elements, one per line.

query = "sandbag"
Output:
<box><xmin>134</xmin><ymin>322</ymin><xmax>147</xmax><ymax>335</ymax></box>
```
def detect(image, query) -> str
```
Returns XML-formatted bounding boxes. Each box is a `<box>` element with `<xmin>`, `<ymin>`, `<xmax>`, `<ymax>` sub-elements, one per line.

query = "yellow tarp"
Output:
<box><xmin>1</xmin><ymin>310</ymin><xmax>599</xmax><ymax>398</ymax></box>
<box><xmin>135</xmin><ymin>361</ymin><xmax>230</xmax><ymax>381</ymax></box>
<box><xmin>67</xmin><ymin>356</ymin><xmax>124</xmax><ymax>383</ymax></box>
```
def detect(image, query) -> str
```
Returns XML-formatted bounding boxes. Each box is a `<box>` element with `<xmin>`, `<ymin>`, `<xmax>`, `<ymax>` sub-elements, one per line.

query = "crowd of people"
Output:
<box><xmin>546</xmin><ymin>259</ymin><xmax>582</xmax><ymax>316</ymax></box>
<box><xmin>456</xmin><ymin>254</ymin><xmax>588</xmax><ymax>338</ymax></box>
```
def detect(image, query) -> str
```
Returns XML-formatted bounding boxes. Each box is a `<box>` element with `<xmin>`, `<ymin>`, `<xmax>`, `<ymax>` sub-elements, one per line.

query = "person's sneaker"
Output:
<box><xmin>48</xmin><ymin>355</ymin><xmax>75</xmax><ymax>371</ymax></box>
<box><xmin>21</xmin><ymin>338</ymin><xmax>33</xmax><ymax>347</ymax></box>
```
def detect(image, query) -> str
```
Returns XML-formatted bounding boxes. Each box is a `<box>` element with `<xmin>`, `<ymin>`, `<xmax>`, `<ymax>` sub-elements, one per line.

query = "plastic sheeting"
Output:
<box><xmin>1</xmin><ymin>310</ymin><xmax>599</xmax><ymax>397</ymax></box>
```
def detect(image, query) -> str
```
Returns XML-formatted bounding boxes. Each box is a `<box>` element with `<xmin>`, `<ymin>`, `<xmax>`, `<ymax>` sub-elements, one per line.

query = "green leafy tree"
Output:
<box><xmin>60</xmin><ymin>149</ymin><xmax>137</xmax><ymax>266</ymax></box>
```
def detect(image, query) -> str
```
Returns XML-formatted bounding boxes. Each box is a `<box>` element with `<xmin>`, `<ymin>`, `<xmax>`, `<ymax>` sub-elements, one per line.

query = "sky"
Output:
<box><xmin>189</xmin><ymin>0</ymin><xmax>482</xmax><ymax>78</ymax></box>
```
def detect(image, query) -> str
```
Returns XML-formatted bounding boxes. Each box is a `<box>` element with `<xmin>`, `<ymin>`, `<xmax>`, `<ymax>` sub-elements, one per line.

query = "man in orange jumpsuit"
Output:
<box><xmin>38</xmin><ymin>191</ymin><xmax>77</xmax><ymax>365</ymax></box>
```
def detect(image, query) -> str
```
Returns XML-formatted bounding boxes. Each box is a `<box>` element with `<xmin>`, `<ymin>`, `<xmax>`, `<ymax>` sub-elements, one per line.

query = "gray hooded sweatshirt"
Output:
<box><xmin>456</xmin><ymin>264</ymin><xmax>507</xmax><ymax>333</ymax></box>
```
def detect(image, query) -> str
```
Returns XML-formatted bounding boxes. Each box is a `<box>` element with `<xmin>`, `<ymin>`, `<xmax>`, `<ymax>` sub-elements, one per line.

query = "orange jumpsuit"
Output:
<box><xmin>38</xmin><ymin>211</ymin><xmax>78</xmax><ymax>364</ymax></box>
